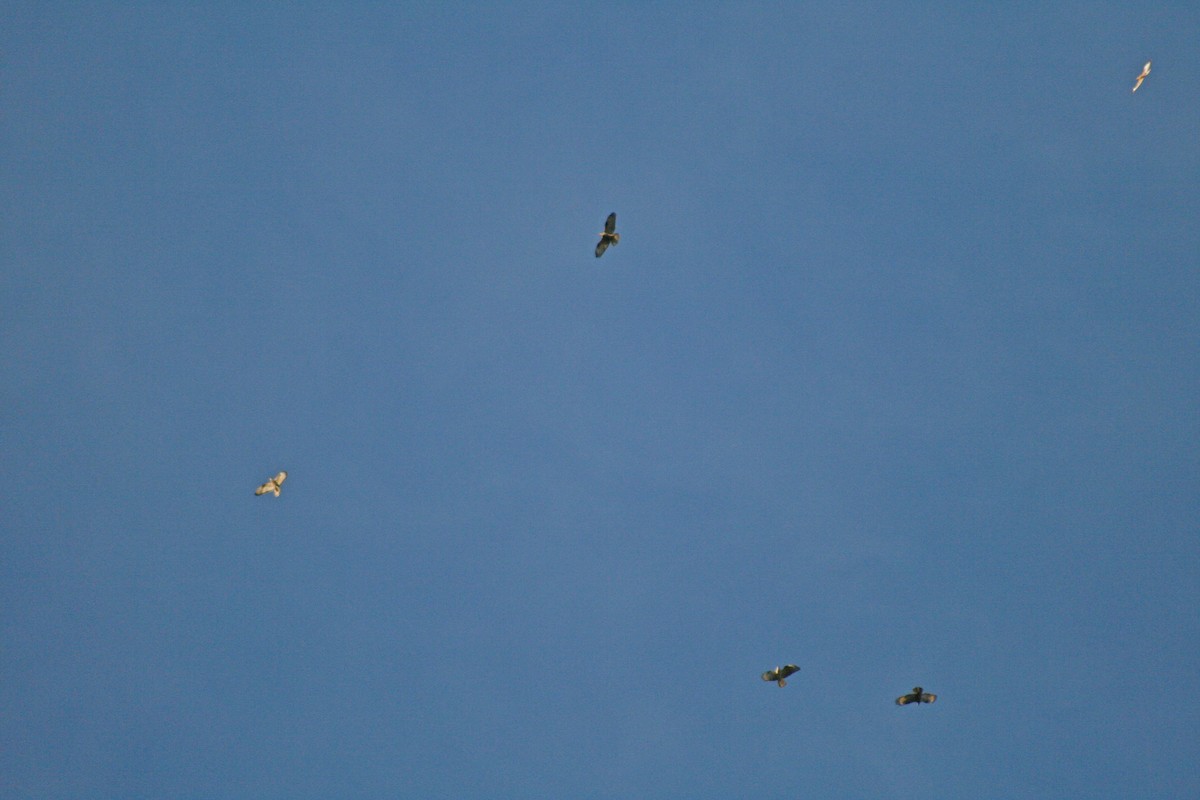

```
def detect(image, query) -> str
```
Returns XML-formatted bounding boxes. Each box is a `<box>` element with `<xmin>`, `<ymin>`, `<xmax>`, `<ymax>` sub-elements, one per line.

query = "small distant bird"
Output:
<box><xmin>595</xmin><ymin>212</ymin><xmax>620</xmax><ymax>258</ymax></box>
<box><xmin>761</xmin><ymin>664</ymin><xmax>800</xmax><ymax>687</ymax></box>
<box><xmin>895</xmin><ymin>686</ymin><xmax>937</xmax><ymax>706</ymax></box>
<box><xmin>255</xmin><ymin>471</ymin><xmax>288</xmax><ymax>497</ymax></box>
<box><xmin>1132</xmin><ymin>61</ymin><xmax>1151</xmax><ymax>92</ymax></box>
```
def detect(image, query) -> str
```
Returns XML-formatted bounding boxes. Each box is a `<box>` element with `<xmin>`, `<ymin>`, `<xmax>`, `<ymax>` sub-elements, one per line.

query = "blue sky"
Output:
<box><xmin>3</xmin><ymin>3</ymin><xmax>1198</xmax><ymax>798</ymax></box>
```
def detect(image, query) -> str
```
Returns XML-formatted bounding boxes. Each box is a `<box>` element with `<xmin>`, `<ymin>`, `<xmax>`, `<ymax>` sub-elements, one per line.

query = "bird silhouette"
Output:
<box><xmin>1132</xmin><ymin>61</ymin><xmax>1151</xmax><ymax>93</ymax></box>
<box><xmin>255</xmin><ymin>471</ymin><xmax>288</xmax><ymax>497</ymax></box>
<box><xmin>595</xmin><ymin>213</ymin><xmax>620</xmax><ymax>257</ymax></box>
<box><xmin>761</xmin><ymin>664</ymin><xmax>800</xmax><ymax>687</ymax></box>
<box><xmin>895</xmin><ymin>686</ymin><xmax>937</xmax><ymax>706</ymax></box>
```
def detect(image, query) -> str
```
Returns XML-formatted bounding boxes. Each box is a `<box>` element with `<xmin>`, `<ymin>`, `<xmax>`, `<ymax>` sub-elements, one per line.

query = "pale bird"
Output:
<box><xmin>1132</xmin><ymin>61</ymin><xmax>1151</xmax><ymax>92</ymax></box>
<box><xmin>255</xmin><ymin>471</ymin><xmax>288</xmax><ymax>497</ymax></box>
<box><xmin>761</xmin><ymin>664</ymin><xmax>800</xmax><ymax>687</ymax></box>
<box><xmin>895</xmin><ymin>686</ymin><xmax>937</xmax><ymax>706</ymax></box>
<box><xmin>595</xmin><ymin>212</ymin><xmax>620</xmax><ymax>258</ymax></box>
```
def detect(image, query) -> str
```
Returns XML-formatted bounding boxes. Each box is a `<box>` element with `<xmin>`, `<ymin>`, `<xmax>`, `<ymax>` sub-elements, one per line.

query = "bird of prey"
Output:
<box><xmin>1132</xmin><ymin>61</ymin><xmax>1151</xmax><ymax>92</ymax></box>
<box><xmin>595</xmin><ymin>212</ymin><xmax>620</xmax><ymax>258</ymax></box>
<box><xmin>895</xmin><ymin>686</ymin><xmax>937</xmax><ymax>706</ymax></box>
<box><xmin>255</xmin><ymin>471</ymin><xmax>288</xmax><ymax>497</ymax></box>
<box><xmin>761</xmin><ymin>664</ymin><xmax>800</xmax><ymax>687</ymax></box>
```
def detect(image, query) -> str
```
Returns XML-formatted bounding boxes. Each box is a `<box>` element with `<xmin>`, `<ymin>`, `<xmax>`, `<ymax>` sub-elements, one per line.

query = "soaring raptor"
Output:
<box><xmin>1132</xmin><ymin>61</ymin><xmax>1151</xmax><ymax>92</ymax></box>
<box><xmin>255</xmin><ymin>471</ymin><xmax>288</xmax><ymax>497</ymax></box>
<box><xmin>895</xmin><ymin>686</ymin><xmax>937</xmax><ymax>706</ymax></box>
<box><xmin>761</xmin><ymin>664</ymin><xmax>800</xmax><ymax>687</ymax></box>
<box><xmin>595</xmin><ymin>213</ymin><xmax>620</xmax><ymax>258</ymax></box>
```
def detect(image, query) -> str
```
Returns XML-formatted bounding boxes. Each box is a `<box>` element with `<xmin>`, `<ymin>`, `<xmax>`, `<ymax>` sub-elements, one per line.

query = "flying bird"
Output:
<box><xmin>761</xmin><ymin>664</ymin><xmax>800</xmax><ymax>687</ymax></box>
<box><xmin>255</xmin><ymin>471</ymin><xmax>288</xmax><ymax>497</ymax></box>
<box><xmin>895</xmin><ymin>686</ymin><xmax>937</xmax><ymax>706</ymax></box>
<box><xmin>595</xmin><ymin>212</ymin><xmax>620</xmax><ymax>258</ymax></box>
<box><xmin>1132</xmin><ymin>61</ymin><xmax>1151</xmax><ymax>92</ymax></box>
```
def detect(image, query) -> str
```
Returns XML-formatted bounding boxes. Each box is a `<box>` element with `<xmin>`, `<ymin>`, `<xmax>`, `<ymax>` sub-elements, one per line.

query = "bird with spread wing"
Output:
<box><xmin>595</xmin><ymin>213</ymin><xmax>620</xmax><ymax>257</ymax></box>
<box><xmin>1132</xmin><ymin>61</ymin><xmax>1151</xmax><ymax>92</ymax></box>
<box><xmin>761</xmin><ymin>664</ymin><xmax>800</xmax><ymax>687</ymax></box>
<box><xmin>895</xmin><ymin>686</ymin><xmax>937</xmax><ymax>706</ymax></box>
<box><xmin>255</xmin><ymin>471</ymin><xmax>288</xmax><ymax>497</ymax></box>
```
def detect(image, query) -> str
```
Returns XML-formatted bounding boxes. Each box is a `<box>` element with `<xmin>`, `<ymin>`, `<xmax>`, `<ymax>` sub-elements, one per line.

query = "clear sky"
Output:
<box><xmin>3</xmin><ymin>3</ymin><xmax>1198</xmax><ymax>798</ymax></box>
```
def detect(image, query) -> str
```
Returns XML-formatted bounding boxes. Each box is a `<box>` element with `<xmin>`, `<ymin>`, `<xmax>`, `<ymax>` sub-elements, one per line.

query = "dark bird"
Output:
<box><xmin>761</xmin><ymin>664</ymin><xmax>800</xmax><ymax>687</ymax></box>
<box><xmin>595</xmin><ymin>212</ymin><xmax>620</xmax><ymax>257</ymax></box>
<box><xmin>255</xmin><ymin>471</ymin><xmax>288</xmax><ymax>497</ymax></box>
<box><xmin>895</xmin><ymin>686</ymin><xmax>937</xmax><ymax>706</ymax></box>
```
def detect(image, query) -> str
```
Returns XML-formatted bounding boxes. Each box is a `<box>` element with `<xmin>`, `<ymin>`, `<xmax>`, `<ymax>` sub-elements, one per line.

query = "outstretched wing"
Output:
<box><xmin>896</xmin><ymin>693</ymin><xmax>918</xmax><ymax>706</ymax></box>
<box><xmin>778</xmin><ymin>664</ymin><xmax>800</xmax><ymax>680</ymax></box>
<box><xmin>1133</xmin><ymin>62</ymin><xmax>1151</xmax><ymax>92</ymax></box>
<box><xmin>595</xmin><ymin>237</ymin><xmax>610</xmax><ymax>258</ymax></box>
<box><xmin>604</xmin><ymin>212</ymin><xmax>617</xmax><ymax>234</ymax></box>
<box><xmin>919</xmin><ymin>692</ymin><xmax>937</xmax><ymax>704</ymax></box>
<box><xmin>761</xmin><ymin>668</ymin><xmax>779</xmax><ymax>682</ymax></box>
<box><xmin>274</xmin><ymin>471</ymin><xmax>287</xmax><ymax>486</ymax></box>
<box><xmin>255</xmin><ymin>481</ymin><xmax>273</xmax><ymax>496</ymax></box>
